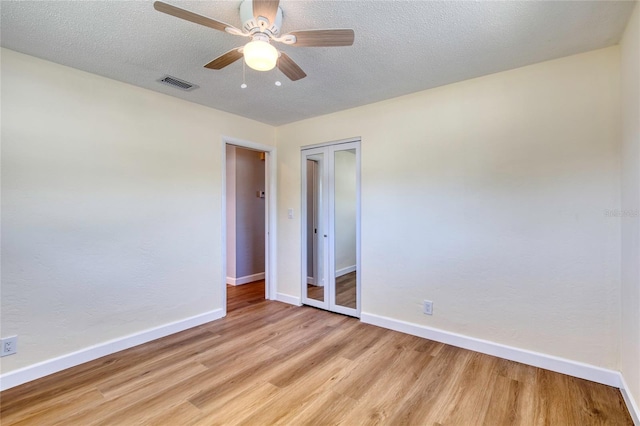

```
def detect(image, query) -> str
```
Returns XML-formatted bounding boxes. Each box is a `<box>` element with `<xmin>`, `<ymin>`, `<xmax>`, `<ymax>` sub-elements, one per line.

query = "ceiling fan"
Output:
<box><xmin>154</xmin><ymin>0</ymin><xmax>355</xmax><ymax>81</ymax></box>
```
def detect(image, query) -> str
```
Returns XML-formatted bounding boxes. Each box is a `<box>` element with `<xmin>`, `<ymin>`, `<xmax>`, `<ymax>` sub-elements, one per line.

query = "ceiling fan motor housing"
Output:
<box><xmin>240</xmin><ymin>0</ymin><xmax>283</xmax><ymax>36</ymax></box>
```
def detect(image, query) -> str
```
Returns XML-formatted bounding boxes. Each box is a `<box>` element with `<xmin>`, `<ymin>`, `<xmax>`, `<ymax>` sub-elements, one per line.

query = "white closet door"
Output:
<box><xmin>301</xmin><ymin>140</ymin><xmax>360</xmax><ymax>317</ymax></box>
<box><xmin>302</xmin><ymin>147</ymin><xmax>329</xmax><ymax>310</ymax></box>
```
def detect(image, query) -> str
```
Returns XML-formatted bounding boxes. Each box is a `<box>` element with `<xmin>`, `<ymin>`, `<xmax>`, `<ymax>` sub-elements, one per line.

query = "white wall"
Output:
<box><xmin>0</xmin><ymin>48</ymin><xmax>275</xmax><ymax>374</ymax></box>
<box><xmin>621</xmin><ymin>3</ymin><xmax>640</xmax><ymax>411</ymax></box>
<box><xmin>277</xmin><ymin>47</ymin><xmax>621</xmax><ymax>369</ymax></box>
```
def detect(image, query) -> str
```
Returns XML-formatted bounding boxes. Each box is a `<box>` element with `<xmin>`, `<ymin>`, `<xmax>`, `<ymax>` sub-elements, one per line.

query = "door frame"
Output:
<box><xmin>222</xmin><ymin>136</ymin><xmax>277</xmax><ymax>316</ymax></box>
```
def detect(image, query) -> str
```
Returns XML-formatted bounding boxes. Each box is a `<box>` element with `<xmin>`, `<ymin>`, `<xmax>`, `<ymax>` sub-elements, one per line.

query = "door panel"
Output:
<box><xmin>302</xmin><ymin>149</ymin><xmax>328</xmax><ymax>309</ymax></box>
<box><xmin>331</xmin><ymin>148</ymin><xmax>357</xmax><ymax>312</ymax></box>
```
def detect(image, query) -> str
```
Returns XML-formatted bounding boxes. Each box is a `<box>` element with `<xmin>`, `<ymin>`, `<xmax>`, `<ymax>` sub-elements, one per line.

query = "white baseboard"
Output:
<box><xmin>227</xmin><ymin>272</ymin><xmax>265</xmax><ymax>286</ymax></box>
<box><xmin>335</xmin><ymin>265</ymin><xmax>356</xmax><ymax>277</ymax></box>
<box><xmin>307</xmin><ymin>276</ymin><xmax>314</xmax><ymax>285</ymax></box>
<box><xmin>620</xmin><ymin>373</ymin><xmax>640</xmax><ymax>425</ymax></box>
<box><xmin>360</xmin><ymin>312</ymin><xmax>621</xmax><ymax>388</ymax></box>
<box><xmin>0</xmin><ymin>309</ymin><xmax>224</xmax><ymax>392</ymax></box>
<box><xmin>276</xmin><ymin>292</ymin><xmax>301</xmax><ymax>306</ymax></box>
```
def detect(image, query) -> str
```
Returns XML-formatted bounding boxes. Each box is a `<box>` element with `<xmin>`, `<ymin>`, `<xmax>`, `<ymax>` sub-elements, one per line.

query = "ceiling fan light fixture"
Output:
<box><xmin>153</xmin><ymin>1</ymin><xmax>355</xmax><ymax>82</ymax></box>
<box><xmin>243</xmin><ymin>40</ymin><xmax>278</xmax><ymax>71</ymax></box>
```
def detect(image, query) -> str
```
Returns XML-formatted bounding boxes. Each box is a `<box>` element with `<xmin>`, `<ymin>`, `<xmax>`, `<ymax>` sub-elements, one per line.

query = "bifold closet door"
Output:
<box><xmin>301</xmin><ymin>140</ymin><xmax>360</xmax><ymax>318</ymax></box>
<box><xmin>302</xmin><ymin>147</ymin><xmax>329</xmax><ymax>307</ymax></box>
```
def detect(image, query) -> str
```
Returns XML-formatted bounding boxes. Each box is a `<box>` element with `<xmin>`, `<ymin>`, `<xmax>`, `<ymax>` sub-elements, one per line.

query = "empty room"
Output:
<box><xmin>1</xmin><ymin>0</ymin><xmax>639</xmax><ymax>424</ymax></box>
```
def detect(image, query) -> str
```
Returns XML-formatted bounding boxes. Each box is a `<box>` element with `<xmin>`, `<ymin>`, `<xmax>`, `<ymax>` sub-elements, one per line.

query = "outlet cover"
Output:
<box><xmin>423</xmin><ymin>300</ymin><xmax>433</xmax><ymax>315</ymax></box>
<box><xmin>1</xmin><ymin>336</ymin><xmax>17</xmax><ymax>356</ymax></box>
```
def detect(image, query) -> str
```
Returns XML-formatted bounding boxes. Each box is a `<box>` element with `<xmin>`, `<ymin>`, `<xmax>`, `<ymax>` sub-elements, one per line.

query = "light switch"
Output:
<box><xmin>288</xmin><ymin>208</ymin><xmax>294</xmax><ymax>219</ymax></box>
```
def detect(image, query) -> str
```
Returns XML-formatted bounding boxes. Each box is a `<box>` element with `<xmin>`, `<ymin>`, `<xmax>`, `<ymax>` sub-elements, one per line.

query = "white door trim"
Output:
<box><xmin>222</xmin><ymin>136</ymin><xmax>277</xmax><ymax>315</ymax></box>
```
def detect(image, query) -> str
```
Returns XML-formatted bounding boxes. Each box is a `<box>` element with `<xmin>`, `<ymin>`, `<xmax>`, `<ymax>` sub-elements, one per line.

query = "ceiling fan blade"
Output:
<box><xmin>252</xmin><ymin>0</ymin><xmax>280</xmax><ymax>25</ymax></box>
<box><xmin>204</xmin><ymin>49</ymin><xmax>243</xmax><ymax>70</ymax></box>
<box><xmin>285</xmin><ymin>29</ymin><xmax>355</xmax><ymax>47</ymax></box>
<box><xmin>277</xmin><ymin>52</ymin><xmax>306</xmax><ymax>81</ymax></box>
<box><xmin>154</xmin><ymin>1</ymin><xmax>239</xmax><ymax>33</ymax></box>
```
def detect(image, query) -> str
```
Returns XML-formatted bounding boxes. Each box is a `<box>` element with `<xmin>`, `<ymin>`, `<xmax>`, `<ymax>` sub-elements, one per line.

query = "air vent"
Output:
<box><xmin>158</xmin><ymin>75</ymin><xmax>198</xmax><ymax>91</ymax></box>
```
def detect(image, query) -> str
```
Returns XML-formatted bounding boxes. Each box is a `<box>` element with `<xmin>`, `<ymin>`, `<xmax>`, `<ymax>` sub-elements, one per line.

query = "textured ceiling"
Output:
<box><xmin>1</xmin><ymin>0</ymin><xmax>635</xmax><ymax>125</ymax></box>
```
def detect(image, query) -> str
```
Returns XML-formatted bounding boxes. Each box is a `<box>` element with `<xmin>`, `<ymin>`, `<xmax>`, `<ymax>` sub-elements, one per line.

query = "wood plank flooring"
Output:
<box><xmin>335</xmin><ymin>272</ymin><xmax>356</xmax><ymax>309</ymax></box>
<box><xmin>0</xmin><ymin>281</ymin><xmax>633</xmax><ymax>425</ymax></box>
<box><xmin>307</xmin><ymin>272</ymin><xmax>356</xmax><ymax>308</ymax></box>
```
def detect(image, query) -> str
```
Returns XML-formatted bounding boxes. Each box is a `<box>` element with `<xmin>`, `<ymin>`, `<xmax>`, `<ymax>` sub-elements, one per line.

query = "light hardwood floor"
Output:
<box><xmin>0</xmin><ymin>281</ymin><xmax>633</xmax><ymax>425</ymax></box>
<box><xmin>307</xmin><ymin>272</ymin><xmax>356</xmax><ymax>308</ymax></box>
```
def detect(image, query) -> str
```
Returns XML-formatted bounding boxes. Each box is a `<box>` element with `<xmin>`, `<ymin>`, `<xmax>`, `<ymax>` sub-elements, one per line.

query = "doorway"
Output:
<box><xmin>301</xmin><ymin>139</ymin><xmax>360</xmax><ymax>317</ymax></box>
<box><xmin>223</xmin><ymin>137</ymin><xmax>277</xmax><ymax>315</ymax></box>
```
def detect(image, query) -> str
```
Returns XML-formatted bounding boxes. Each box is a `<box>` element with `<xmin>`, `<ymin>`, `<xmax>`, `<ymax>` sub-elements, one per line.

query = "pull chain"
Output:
<box><xmin>241</xmin><ymin>60</ymin><xmax>247</xmax><ymax>89</ymax></box>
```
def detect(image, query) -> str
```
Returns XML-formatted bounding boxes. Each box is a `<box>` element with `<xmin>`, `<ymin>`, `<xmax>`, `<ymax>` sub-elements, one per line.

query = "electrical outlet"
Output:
<box><xmin>423</xmin><ymin>300</ymin><xmax>433</xmax><ymax>315</ymax></box>
<box><xmin>1</xmin><ymin>336</ymin><xmax>17</xmax><ymax>356</ymax></box>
